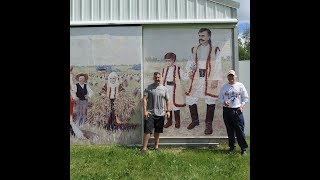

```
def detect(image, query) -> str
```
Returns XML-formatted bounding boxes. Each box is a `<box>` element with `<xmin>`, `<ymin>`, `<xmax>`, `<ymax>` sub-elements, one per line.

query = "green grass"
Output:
<box><xmin>71</xmin><ymin>137</ymin><xmax>250</xmax><ymax>180</ymax></box>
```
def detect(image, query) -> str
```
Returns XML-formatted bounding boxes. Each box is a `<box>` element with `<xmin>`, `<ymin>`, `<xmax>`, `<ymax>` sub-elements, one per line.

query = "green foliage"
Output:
<box><xmin>238</xmin><ymin>39</ymin><xmax>250</xmax><ymax>61</ymax></box>
<box><xmin>238</xmin><ymin>27</ymin><xmax>250</xmax><ymax>61</ymax></box>
<box><xmin>71</xmin><ymin>137</ymin><xmax>250</xmax><ymax>179</ymax></box>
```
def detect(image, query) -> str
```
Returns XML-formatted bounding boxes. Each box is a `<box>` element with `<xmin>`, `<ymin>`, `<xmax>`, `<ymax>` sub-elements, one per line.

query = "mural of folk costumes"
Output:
<box><xmin>161</xmin><ymin>52</ymin><xmax>186</xmax><ymax>129</ymax></box>
<box><xmin>185</xmin><ymin>39</ymin><xmax>223</xmax><ymax>135</ymax></box>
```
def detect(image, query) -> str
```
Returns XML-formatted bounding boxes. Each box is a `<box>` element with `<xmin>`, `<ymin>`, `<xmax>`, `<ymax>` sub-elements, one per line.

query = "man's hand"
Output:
<box><xmin>166</xmin><ymin>111</ymin><xmax>170</xmax><ymax>119</ymax></box>
<box><xmin>224</xmin><ymin>100</ymin><xmax>230</xmax><ymax>107</ymax></box>
<box><xmin>85</xmin><ymin>95</ymin><xmax>89</xmax><ymax>100</ymax></box>
<box><xmin>74</xmin><ymin>97</ymin><xmax>79</xmax><ymax>101</ymax></box>
<box><xmin>144</xmin><ymin>111</ymin><xmax>151</xmax><ymax>119</ymax></box>
<box><xmin>239</xmin><ymin>105</ymin><xmax>244</xmax><ymax>112</ymax></box>
<box><xmin>211</xmin><ymin>80</ymin><xmax>218</xmax><ymax>89</ymax></box>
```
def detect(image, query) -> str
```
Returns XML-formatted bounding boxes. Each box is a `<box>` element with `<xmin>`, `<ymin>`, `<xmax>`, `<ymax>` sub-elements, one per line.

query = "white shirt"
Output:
<box><xmin>218</xmin><ymin>82</ymin><xmax>249</xmax><ymax>108</ymax></box>
<box><xmin>197</xmin><ymin>45</ymin><xmax>210</xmax><ymax>69</ymax></box>
<box><xmin>166</xmin><ymin>66</ymin><xmax>174</xmax><ymax>82</ymax></box>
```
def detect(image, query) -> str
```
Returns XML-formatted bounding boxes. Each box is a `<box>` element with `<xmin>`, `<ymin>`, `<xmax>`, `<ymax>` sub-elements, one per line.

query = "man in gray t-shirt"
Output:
<box><xmin>141</xmin><ymin>72</ymin><xmax>170</xmax><ymax>154</ymax></box>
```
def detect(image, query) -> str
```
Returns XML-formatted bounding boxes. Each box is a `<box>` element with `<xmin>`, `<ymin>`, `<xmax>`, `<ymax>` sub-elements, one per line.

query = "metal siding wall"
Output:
<box><xmin>216</xmin><ymin>3</ymin><xmax>225</xmax><ymax>18</ymax></box>
<box><xmin>81</xmin><ymin>0</ymin><xmax>91</xmax><ymax>21</ymax></box>
<box><xmin>130</xmin><ymin>0</ymin><xmax>138</xmax><ymax>20</ymax></box>
<box><xmin>187</xmin><ymin>0</ymin><xmax>196</xmax><ymax>19</ymax></box>
<box><xmin>73</xmin><ymin>0</ymin><xmax>81</xmax><ymax>21</ymax></box>
<box><xmin>178</xmin><ymin>0</ymin><xmax>187</xmax><ymax>19</ymax></box>
<box><xmin>100</xmin><ymin>0</ymin><xmax>109</xmax><ymax>20</ymax></box>
<box><xmin>120</xmin><ymin>0</ymin><xmax>130</xmax><ymax>20</ymax></box>
<box><xmin>149</xmin><ymin>0</ymin><xmax>157</xmax><ymax>20</ymax></box>
<box><xmin>92</xmin><ymin>0</ymin><xmax>100</xmax><ymax>21</ymax></box>
<box><xmin>158</xmin><ymin>0</ymin><xmax>168</xmax><ymax>20</ymax></box>
<box><xmin>70</xmin><ymin>0</ymin><xmax>236</xmax><ymax>23</ymax></box>
<box><xmin>197</xmin><ymin>0</ymin><xmax>206</xmax><ymax>19</ymax></box>
<box><xmin>111</xmin><ymin>0</ymin><xmax>119</xmax><ymax>20</ymax></box>
<box><xmin>225</xmin><ymin>7</ymin><xmax>231</xmax><ymax>19</ymax></box>
<box><xmin>206</xmin><ymin>0</ymin><xmax>216</xmax><ymax>19</ymax></box>
<box><xmin>168</xmin><ymin>0</ymin><xmax>177</xmax><ymax>19</ymax></box>
<box><xmin>70</xmin><ymin>0</ymin><xmax>73</xmax><ymax>21</ymax></box>
<box><xmin>139</xmin><ymin>0</ymin><xmax>149</xmax><ymax>20</ymax></box>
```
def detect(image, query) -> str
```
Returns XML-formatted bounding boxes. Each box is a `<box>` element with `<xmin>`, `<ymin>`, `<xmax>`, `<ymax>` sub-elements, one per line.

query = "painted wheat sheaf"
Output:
<box><xmin>87</xmin><ymin>88</ymin><xmax>140</xmax><ymax>131</ymax></box>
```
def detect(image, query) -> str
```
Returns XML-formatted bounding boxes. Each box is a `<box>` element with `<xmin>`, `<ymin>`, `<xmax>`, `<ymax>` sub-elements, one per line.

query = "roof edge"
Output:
<box><xmin>70</xmin><ymin>19</ymin><xmax>238</xmax><ymax>26</ymax></box>
<box><xmin>208</xmin><ymin>0</ymin><xmax>240</xmax><ymax>9</ymax></box>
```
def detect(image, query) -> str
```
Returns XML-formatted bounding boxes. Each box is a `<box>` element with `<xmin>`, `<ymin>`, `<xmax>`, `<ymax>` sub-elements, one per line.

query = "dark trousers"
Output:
<box><xmin>223</xmin><ymin>107</ymin><xmax>248</xmax><ymax>151</ymax></box>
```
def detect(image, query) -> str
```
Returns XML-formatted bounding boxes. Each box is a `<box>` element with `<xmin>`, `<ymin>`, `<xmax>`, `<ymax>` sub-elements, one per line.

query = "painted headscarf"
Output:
<box><xmin>107</xmin><ymin>72</ymin><xmax>119</xmax><ymax>88</ymax></box>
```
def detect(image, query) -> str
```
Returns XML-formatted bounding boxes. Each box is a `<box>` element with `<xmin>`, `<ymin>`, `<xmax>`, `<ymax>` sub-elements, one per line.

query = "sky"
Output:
<box><xmin>234</xmin><ymin>0</ymin><xmax>250</xmax><ymax>38</ymax></box>
<box><xmin>234</xmin><ymin>0</ymin><xmax>250</xmax><ymax>23</ymax></box>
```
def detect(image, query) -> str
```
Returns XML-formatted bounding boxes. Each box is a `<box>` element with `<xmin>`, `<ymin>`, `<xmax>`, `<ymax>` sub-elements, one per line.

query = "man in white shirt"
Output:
<box><xmin>218</xmin><ymin>70</ymin><xmax>249</xmax><ymax>155</ymax></box>
<box><xmin>71</xmin><ymin>73</ymin><xmax>93</xmax><ymax>126</ymax></box>
<box><xmin>185</xmin><ymin>28</ymin><xmax>223</xmax><ymax>135</ymax></box>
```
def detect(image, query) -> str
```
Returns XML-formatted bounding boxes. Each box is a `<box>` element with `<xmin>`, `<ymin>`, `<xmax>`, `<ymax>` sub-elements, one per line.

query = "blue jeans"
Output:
<box><xmin>223</xmin><ymin>107</ymin><xmax>248</xmax><ymax>151</ymax></box>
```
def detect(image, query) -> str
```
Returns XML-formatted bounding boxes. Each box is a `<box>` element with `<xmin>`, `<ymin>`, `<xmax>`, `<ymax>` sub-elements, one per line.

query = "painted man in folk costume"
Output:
<box><xmin>70</xmin><ymin>66</ymin><xmax>86</xmax><ymax>139</ymax></box>
<box><xmin>161</xmin><ymin>52</ymin><xmax>186</xmax><ymax>129</ymax></box>
<box><xmin>71</xmin><ymin>73</ymin><xmax>94</xmax><ymax>126</ymax></box>
<box><xmin>185</xmin><ymin>28</ymin><xmax>223</xmax><ymax>135</ymax></box>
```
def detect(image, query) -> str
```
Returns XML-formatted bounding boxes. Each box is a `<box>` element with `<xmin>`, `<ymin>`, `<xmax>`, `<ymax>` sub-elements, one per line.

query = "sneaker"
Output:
<box><xmin>241</xmin><ymin>150</ymin><xmax>247</xmax><ymax>156</ymax></box>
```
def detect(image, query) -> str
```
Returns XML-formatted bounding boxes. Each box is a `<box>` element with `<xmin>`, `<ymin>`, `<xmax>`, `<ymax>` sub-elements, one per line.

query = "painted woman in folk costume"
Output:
<box><xmin>161</xmin><ymin>52</ymin><xmax>186</xmax><ymax>129</ymax></box>
<box><xmin>101</xmin><ymin>72</ymin><xmax>125</xmax><ymax>131</ymax></box>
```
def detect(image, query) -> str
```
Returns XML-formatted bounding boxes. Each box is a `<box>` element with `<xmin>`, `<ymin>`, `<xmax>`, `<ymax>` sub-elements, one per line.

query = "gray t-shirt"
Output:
<box><xmin>144</xmin><ymin>83</ymin><xmax>169</xmax><ymax>116</ymax></box>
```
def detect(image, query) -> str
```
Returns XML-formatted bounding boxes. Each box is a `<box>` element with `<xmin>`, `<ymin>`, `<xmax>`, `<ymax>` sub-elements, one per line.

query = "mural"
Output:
<box><xmin>143</xmin><ymin>27</ymin><xmax>233</xmax><ymax>137</ymax></box>
<box><xmin>70</xmin><ymin>26</ymin><xmax>143</xmax><ymax>144</ymax></box>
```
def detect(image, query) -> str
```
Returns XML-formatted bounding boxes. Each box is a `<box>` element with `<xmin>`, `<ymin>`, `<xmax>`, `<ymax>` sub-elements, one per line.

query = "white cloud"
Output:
<box><xmin>234</xmin><ymin>0</ymin><xmax>250</xmax><ymax>22</ymax></box>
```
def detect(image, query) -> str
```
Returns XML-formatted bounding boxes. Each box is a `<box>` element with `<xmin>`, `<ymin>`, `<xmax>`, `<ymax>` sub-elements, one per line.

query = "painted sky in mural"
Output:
<box><xmin>143</xmin><ymin>28</ymin><xmax>232</xmax><ymax>62</ymax></box>
<box><xmin>70</xmin><ymin>26</ymin><xmax>142</xmax><ymax>66</ymax></box>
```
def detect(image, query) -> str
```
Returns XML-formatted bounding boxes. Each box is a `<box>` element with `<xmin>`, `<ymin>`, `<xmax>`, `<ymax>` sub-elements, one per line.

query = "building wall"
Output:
<box><xmin>69</xmin><ymin>0</ymin><xmax>241</xmax><ymax>144</ymax></box>
<box><xmin>239</xmin><ymin>60</ymin><xmax>250</xmax><ymax>135</ymax></box>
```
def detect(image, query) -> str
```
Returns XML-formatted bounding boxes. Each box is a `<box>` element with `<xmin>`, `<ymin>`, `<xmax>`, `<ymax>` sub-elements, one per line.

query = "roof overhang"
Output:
<box><xmin>70</xmin><ymin>19</ymin><xmax>238</xmax><ymax>26</ymax></box>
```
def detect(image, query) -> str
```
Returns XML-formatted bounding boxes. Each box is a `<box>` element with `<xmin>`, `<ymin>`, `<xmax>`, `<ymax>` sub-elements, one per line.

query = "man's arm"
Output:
<box><xmin>165</xmin><ymin>88</ymin><xmax>170</xmax><ymax>119</ymax></box>
<box><xmin>143</xmin><ymin>95</ymin><xmax>149</xmax><ymax>119</ymax></box>
<box><xmin>165</xmin><ymin>99</ymin><xmax>171</xmax><ymax>119</ymax></box>
<box><xmin>240</xmin><ymin>84</ymin><xmax>249</xmax><ymax>111</ymax></box>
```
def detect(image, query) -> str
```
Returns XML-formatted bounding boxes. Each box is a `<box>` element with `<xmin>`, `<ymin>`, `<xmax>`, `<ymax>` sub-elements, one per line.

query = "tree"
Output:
<box><xmin>238</xmin><ymin>27</ymin><xmax>250</xmax><ymax>60</ymax></box>
<box><xmin>242</xmin><ymin>27</ymin><xmax>250</xmax><ymax>54</ymax></box>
